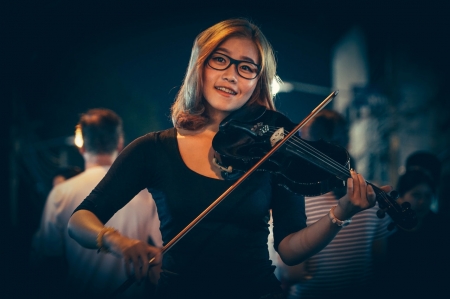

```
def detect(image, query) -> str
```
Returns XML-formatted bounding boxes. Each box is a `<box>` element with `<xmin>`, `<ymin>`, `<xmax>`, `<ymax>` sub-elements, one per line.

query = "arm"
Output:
<box><xmin>69</xmin><ymin>135</ymin><xmax>163</xmax><ymax>280</ymax></box>
<box><xmin>276</xmin><ymin>255</ymin><xmax>311</xmax><ymax>285</ymax></box>
<box><xmin>68</xmin><ymin>209</ymin><xmax>161</xmax><ymax>281</ymax></box>
<box><xmin>67</xmin><ymin>209</ymin><xmax>107</xmax><ymax>249</ymax></box>
<box><xmin>278</xmin><ymin>170</ymin><xmax>391</xmax><ymax>265</ymax></box>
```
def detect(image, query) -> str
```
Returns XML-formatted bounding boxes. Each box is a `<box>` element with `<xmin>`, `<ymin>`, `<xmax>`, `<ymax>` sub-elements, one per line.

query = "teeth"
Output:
<box><xmin>216</xmin><ymin>87</ymin><xmax>237</xmax><ymax>95</ymax></box>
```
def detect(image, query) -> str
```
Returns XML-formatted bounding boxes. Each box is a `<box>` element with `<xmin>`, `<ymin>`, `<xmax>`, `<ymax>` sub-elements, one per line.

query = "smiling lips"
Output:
<box><xmin>215</xmin><ymin>86</ymin><xmax>237</xmax><ymax>95</ymax></box>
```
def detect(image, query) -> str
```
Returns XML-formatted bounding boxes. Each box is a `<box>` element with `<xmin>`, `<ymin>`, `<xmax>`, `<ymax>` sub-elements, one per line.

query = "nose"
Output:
<box><xmin>222</xmin><ymin>63</ymin><xmax>238</xmax><ymax>83</ymax></box>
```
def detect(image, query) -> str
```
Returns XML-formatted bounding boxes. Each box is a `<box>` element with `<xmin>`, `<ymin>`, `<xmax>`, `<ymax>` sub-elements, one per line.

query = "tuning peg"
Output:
<box><xmin>388</xmin><ymin>190</ymin><xmax>399</xmax><ymax>200</ymax></box>
<box><xmin>376</xmin><ymin>208</ymin><xmax>386</xmax><ymax>219</ymax></box>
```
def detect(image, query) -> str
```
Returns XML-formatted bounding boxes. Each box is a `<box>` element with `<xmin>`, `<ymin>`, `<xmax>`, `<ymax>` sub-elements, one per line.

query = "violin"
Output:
<box><xmin>212</xmin><ymin>93</ymin><xmax>418</xmax><ymax>231</ymax></box>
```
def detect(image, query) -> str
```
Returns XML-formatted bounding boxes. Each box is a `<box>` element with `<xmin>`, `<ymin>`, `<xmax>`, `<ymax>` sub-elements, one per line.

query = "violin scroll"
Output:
<box><xmin>371</xmin><ymin>184</ymin><xmax>418</xmax><ymax>231</ymax></box>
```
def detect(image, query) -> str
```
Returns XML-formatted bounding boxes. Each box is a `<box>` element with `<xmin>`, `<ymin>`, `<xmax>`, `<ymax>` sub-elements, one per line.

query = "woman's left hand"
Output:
<box><xmin>334</xmin><ymin>169</ymin><xmax>392</xmax><ymax>220</ymax></box>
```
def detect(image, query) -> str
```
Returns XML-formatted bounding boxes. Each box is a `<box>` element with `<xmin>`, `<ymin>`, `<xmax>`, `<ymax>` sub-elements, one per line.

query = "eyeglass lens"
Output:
<box><xmin>208</xmin><ymin>53</ymin><xmax>259</xmax><ymax>79</ymax></box>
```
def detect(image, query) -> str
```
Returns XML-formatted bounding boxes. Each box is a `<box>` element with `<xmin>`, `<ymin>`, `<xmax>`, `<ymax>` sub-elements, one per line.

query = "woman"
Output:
<box><xmin>68</xmin><ymin>18</ymin><xmax>387</xmax><ymax>299</ymax></box>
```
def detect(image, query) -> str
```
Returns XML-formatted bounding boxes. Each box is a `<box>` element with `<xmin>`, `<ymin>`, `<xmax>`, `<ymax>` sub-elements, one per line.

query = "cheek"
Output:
<box><xmin>242</xmin><ymin>81</ymin><xmax>258</xmax><ymax>97</ymax></box>
<box><xmin>202</xmin><ymin>69</ymin><xmax>212</xmax><ymax>86</ymax></box>
<box><xmin>202</xmin><ymin>70</ymin><xmax>214</xmax><ymax>95</ymax></box>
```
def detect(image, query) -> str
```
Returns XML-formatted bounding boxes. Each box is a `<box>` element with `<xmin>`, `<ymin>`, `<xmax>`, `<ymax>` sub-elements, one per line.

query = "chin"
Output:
<box><xmin>211</xmin><ymin>103</ymin><xmax>240</xmax><ymax>113</ymax></box>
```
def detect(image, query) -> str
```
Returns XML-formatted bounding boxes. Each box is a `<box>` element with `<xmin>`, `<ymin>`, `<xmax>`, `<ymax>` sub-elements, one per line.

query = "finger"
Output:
<box><xmin>139</xmin><ymin>253</ymin><xmax>151</xmax><ymax>277</ymax></box>
<box><xmin>347</xmin><ymin>170</ymin><xmax>355</xmax><ymax>197</ymax></box>
<box><xmin>149</xmin><ymin>247</ymin><xmax>162</xmax><ymax>264</ymax></box>
<box><xmin>356</xmin><ymin>173</ymin><xmax>367</xmax><ymax>202</ymax></box>
<box><xmin>148</xmin><ymin>255</ymin><xmax>157</xmax><ymax>266</ymax></box>
<box><xmin>350</xmin><ymin>169</ymin><xmax>360</xmax><ymax>199</ymax></box>
<box><xmin>366</xmin><ymin>184</ymin><xmax>376</xmax><ymax>206</ymax></box>
<box><xmin>132</xmin><ymin>257</ymin><xmax>143</xmax><ymax>281</ymax></box>
<box><xmin>380</xmin><ymin>185</ymin><xmax>394</xmax><ymax>193</ymax></box>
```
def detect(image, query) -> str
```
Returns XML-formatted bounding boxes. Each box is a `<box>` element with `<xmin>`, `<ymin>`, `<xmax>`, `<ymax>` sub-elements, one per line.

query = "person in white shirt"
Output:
<box><xmin>31</xmin><ymin>108</ymin><xmax>162</xmax><ymax>298</ymax></box>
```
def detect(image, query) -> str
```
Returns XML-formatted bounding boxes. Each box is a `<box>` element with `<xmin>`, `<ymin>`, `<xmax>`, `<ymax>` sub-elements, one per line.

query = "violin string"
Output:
<box><xmin>289</xmin><ymin>135</ymin><xmax>351</xmax><ymax>179</ymax></box>
<box><xmin>269</xmin><ymin>127</ymin><xmax>388</xmax><ymax>191</ymax></box>
<box><xmin>285</xmin><ymin>130</ymin><xmax>398</xmax><ymax>210</ymax></box>
<box><xmin>267</xmin><ymin>128</ymin><xmax>350</xmax><ymax>180</ymax></box>
<box><xmin>266</xmin><ymin>127</ymin><xmax>397</xmax><ymax>210</ymax></box>
<box><xmin>266</xmin><ymin>127</ymin><xmax>346</xmax><ymax>171</ymax></box>
<box><xmin>267</xmin><ymin>127</ymin><xmax>350</xmax><ymax>179</ymax></box>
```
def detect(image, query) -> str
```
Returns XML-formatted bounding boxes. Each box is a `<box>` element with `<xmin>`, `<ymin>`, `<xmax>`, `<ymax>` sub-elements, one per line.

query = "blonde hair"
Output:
<box><xmin>170</xmin><ymin>18</ymin><xmax>277</xmax><ymax>130</ymax></box>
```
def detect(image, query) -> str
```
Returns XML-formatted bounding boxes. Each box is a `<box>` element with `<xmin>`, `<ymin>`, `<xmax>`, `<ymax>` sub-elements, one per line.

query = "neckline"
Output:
<box><xmin>170</xmin><ymin>128</ymin><xmax>227</xmax><ymax>182</ymax></box>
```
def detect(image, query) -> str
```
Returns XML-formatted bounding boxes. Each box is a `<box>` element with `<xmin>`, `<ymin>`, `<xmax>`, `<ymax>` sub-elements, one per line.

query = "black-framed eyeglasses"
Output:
<box><xmin>207</xmin><ymin>52</ymin><xmax>261</xmax><ymax>80</ymax></box>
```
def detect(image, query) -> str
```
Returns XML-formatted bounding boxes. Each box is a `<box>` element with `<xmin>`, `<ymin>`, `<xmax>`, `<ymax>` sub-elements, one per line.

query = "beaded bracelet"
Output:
<box><xmin>96</xmin><ymin>226</ymin><xmax>117</xmax><ymax>253</ymax></box>
<box><xmin>328</xmin><ymin>205</ymin><xmax>352</xmax><ymax>227</ymax></box>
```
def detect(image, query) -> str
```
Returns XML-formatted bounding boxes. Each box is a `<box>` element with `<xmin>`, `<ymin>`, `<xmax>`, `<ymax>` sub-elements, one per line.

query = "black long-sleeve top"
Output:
<box><xmin>74</xmin><ymin>127</ymin><xmax>306</xmax><ymax>298</ymax></box>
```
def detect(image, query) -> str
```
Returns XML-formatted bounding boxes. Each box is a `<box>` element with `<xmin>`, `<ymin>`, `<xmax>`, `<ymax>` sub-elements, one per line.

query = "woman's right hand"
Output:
<box><xmin>104</xmin><ymin>231</ymin><xmax>162</xmax><ymax>281</ymax></box>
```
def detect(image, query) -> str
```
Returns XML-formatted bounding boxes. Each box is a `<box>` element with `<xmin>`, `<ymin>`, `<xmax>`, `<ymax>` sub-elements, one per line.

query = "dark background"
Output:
<box><xmin>1</xmin><ymin>0</ymin><xmax>448</xmax><ymax>296</ymax></box>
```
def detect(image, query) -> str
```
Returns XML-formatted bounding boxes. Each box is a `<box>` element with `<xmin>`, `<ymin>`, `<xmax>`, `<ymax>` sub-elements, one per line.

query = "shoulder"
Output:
<box><xmin>117</xmin><ymin>128</ymin><xmax>176</xmax><ymax>160</ymax></box>
<box><xmin>127</xmin><ymin>128</ymin><xmax>176</xmax><ymax>149</ymax></box>
<box><xmin>46</xmin><ymin>169</ymin><xmax>106</xmax><ymax>205</ymax></box>
<box><xmin>112</xmin><ymin>128</ymin><xmax>178</xmax><ymax>174</ymax></box>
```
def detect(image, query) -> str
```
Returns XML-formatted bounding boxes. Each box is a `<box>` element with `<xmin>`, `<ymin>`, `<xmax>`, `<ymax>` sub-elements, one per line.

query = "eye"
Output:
<box><xmin>213</xmin><ymin>56</ymin><xmax>225</xmax><ymax>63</ymax></box>
<box><xmin>239</xmin><ymin>63</ymin><xmax>258</xmax><ymax>74</ymax></box>
<box><xmin>210</xmin><ymin>54</ymin><xmax>229</xmax><ymax>65</ymax></box>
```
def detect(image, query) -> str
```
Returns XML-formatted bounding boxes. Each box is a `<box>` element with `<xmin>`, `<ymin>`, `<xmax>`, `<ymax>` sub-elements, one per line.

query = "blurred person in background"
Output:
<box><xmin>273</xmin><ymin>109</ymin><xmax>395</xmax><ymax>299</ymax></box>
<box><xmin>30</xmin><ymin>108</ymin><xmax>162</xmax><ymax>299</ymax></box>
<box><xmin>52</xmin><ymin>165</ymin><xmax>83</xmax><ymax>186</ymax></box>
<box><xmin>385</xmin><ymin>168</ymin><xmax>448</xmax><ymax>298</ymax></box>
<box><xmin>405</xmin><ymin>150</ymin><xmax>443</xmax><ymax>214</ymax></box>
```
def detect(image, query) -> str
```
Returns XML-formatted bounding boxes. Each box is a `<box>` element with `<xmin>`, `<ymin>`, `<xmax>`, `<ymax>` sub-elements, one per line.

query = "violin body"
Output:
<box><xmin>213</xmin><ymin>105</ymin><xmax>350</xmax><ymax>196</ymax></box>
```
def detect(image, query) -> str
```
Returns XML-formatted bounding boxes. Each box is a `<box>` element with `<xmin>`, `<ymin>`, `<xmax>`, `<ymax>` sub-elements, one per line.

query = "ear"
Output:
<box><xmin>117</xmin><ymin>135</ymin><xmax>124</xmax><ymax>152</ymax></box>
<box><xmin>78</xmin><ymin>146</ymin><xmax>86</xmax><ymax>155</ymax></box>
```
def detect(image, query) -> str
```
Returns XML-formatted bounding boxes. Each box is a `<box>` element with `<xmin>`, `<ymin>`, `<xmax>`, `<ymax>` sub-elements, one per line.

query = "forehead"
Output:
<box><xmin>215</xmin><ymin>37</ymin><xmax>260</xmax><ymax>64</ymax></box>
<box><xmin>407</xmin><ymin>183</ymin><xmax>433</xmax><ymax>194</ymax></box>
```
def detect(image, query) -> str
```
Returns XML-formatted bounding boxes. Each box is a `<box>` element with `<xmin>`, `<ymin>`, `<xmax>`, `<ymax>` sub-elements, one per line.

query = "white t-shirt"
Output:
<box><xmin>31</xmin><ymin>166</ymin><xmax>162</xmax><ymax>298</ymax></box>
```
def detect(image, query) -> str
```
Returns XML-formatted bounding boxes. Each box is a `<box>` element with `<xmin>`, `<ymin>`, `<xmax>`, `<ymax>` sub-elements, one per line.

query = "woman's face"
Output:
<box><xmin>398</xmin><ymin>183</ymin><xmax>434</xmax><ymax>219</ymax></box>
<box><xmin>202</xmin><ymin>37</ymin><xmax>259</xmax><ymax>120</ymax></box>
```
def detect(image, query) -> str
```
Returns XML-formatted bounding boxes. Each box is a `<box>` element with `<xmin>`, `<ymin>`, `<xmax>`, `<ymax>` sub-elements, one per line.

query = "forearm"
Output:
<box><xmin>277</xmin><ymin>170</ymin><xmax>383</xmax><ymax>266</ymax></box>
<box><xmin>277</xmin><ymin>211</ymin><xmax>342</xmax><ymax>265</ymax></box>
<box><xmin>67</xmin><ymin>209</ymin><xmax>106</xmax><ymax>249</ymax></box>
<box><xmin>68</xmin><ymin>209</ymin><xmax>162</xmax><ymax>281</ymax></box>
<box><xmin>276</xmin><ymin>256</ymin><xmax>310</xmax><ymax>282</ymax></box>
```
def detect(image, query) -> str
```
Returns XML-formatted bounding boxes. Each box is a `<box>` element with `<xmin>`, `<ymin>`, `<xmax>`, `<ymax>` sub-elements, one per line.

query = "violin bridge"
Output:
<box><xmin>270</xmin><ymin>127</ymin><xmax>285</xmax><ymax>147</ymax></box>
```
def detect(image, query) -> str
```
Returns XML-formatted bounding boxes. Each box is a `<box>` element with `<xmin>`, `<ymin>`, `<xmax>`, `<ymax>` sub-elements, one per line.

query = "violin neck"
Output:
<box><xmin>367</xmin><ymin>181</ymin><xmax>384</xmax><ymax>196</ymax></box>
<box><xmin>344</xmin><ymin>170</ymin><xmax>386</xmax><ymax>198</ymax></box>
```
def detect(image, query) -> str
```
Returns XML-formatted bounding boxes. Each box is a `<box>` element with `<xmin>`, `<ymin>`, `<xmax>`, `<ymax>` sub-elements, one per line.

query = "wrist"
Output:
<box><xmin>329</xmin><ymin>205</ymin><xmax>352</xmax><ymax>227</ymax></box>
<box><xmin>96</xmin><ymin>226</ymin><xmax>120</xmax><ymax>253</ymax></box>
<box><xmin>334</xmin><ymin>200</ymin><xmax>354</xmax><ymax>220</ymax></box>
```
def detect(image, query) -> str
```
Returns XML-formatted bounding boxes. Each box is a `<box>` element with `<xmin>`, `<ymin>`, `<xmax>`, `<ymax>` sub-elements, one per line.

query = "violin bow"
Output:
<box><xmin>109</xmin><ymin>90</ymin><xmax>338</xmax><ymax>297</ymax></box>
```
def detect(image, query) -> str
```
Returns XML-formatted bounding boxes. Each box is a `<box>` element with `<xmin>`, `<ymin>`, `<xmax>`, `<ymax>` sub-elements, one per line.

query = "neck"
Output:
<box><xmin>83</xmin><ymin>152</ymin><xmax>118</xmax><ymax>169</ymax></box>
<box><xmin>204</xmin><ymin>103</ymin><xmax>231</xmax><ymax>129</ymax></box>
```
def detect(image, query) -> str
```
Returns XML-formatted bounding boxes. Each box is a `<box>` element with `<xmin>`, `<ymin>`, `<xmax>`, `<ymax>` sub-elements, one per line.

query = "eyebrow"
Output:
<box><xmin>214</xmin><ymin>47</ymin><xmax>259</xmax><ymax>64</ymax></box>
